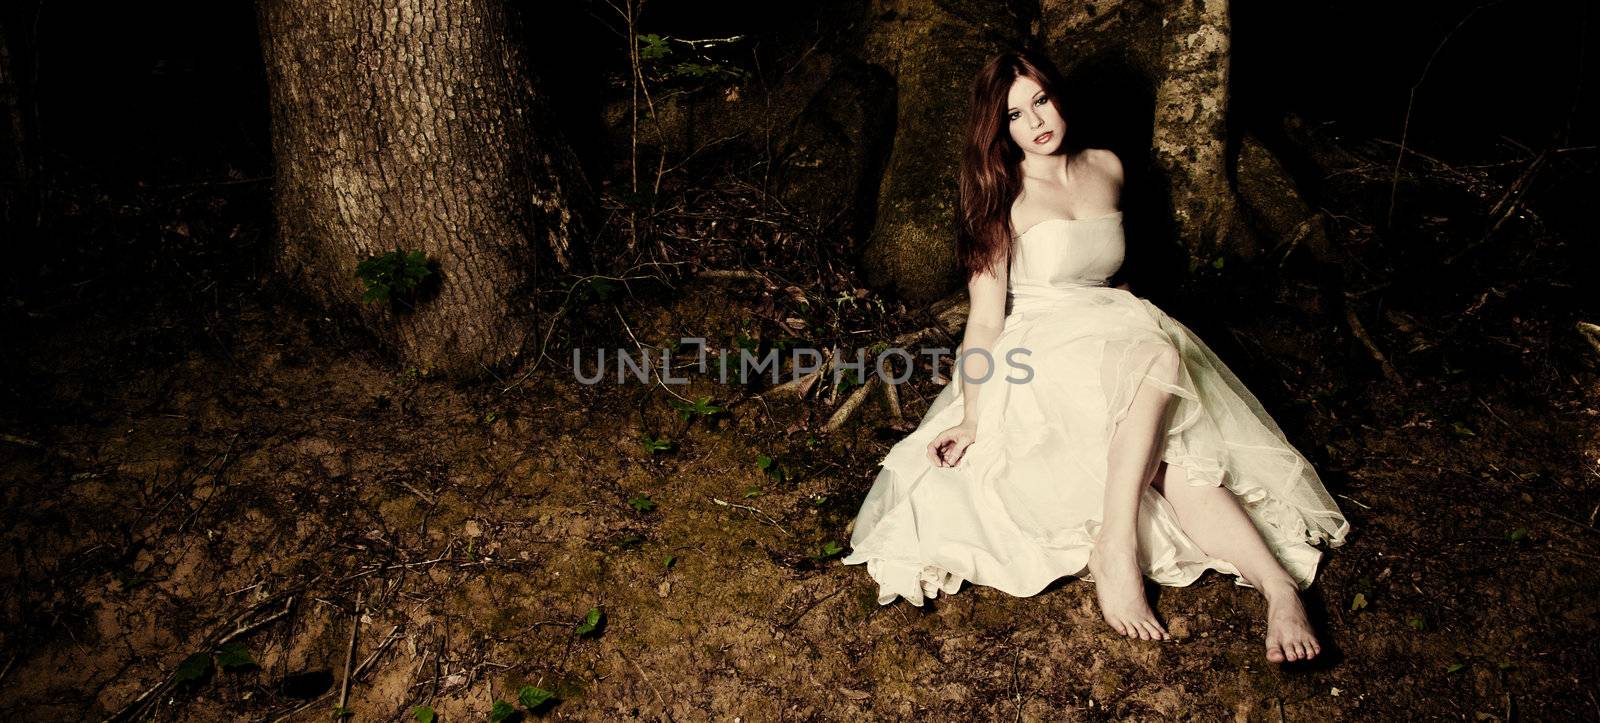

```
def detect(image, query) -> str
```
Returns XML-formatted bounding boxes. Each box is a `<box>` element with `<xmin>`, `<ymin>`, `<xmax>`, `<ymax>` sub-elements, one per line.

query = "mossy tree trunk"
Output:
<box><xmin>857</xmin><ymin>0</ymin><xmax>1332</xmax><ymax>302</ymax></box>
<box><xmin>256</xmin><ymin>0</ymin><xmax>591</xmax><ymax>378</ymax></box>
<box><xmin>856</xmin><ymin>0</ymin><xmax>1034</xmax><ymax>305</ymax></box>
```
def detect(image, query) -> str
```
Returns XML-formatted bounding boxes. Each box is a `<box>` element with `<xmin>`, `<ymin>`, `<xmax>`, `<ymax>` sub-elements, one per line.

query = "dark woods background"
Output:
<box><xmin>0</xmin><ymin>1</ymin><xmax>1596</xmax><ymax>719</ymax></box>
<box><xmin>3</xmin><ymin>0</ymin><xmax>1594</xmax><ymax>303</ymax></box>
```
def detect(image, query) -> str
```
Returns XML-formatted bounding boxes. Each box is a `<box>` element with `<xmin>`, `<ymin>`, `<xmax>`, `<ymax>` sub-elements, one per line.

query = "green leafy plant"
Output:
<box><xmin>215</xmin><ymin>641</ymin><xmax>256</xmax><ymax>671</ymax></box>
<box><xmin>519</xmin><ymin>685</ymin><xmax>555</xmax><ymax>710</ymax></box>
<box><xmin>1350</xmin><ymin>592</ymin><xmax>1368</xmax><ymax>612</ymax></box>
<box><xmin>818</xmin><ymin>541</ymin><xmax>844</xmax><ymax>559</ymax></box>
<box><xmin>413</xmin><ymin>706</ymin><xmax>436</xmax><ymax>723</ymax></box>
<box><xmin>333</xmin><ymin>705</ymin><xmax>354</xmax><ymax>719</ymax></box>
<box><xmin>636</xmin><ymin>33</ymin><xmax>748</xmax><ymax>85</ymax></box>
<box><xmin>756</xmin><ymin>454</ymin><xmax>789</xmax><ymax>484</ymax></box>
<box><xmin>670</xmin><ymin>396</ymin><xmax>724</xmax><ymax>422</ymax></box>
<box><xmin>640</xmin><ymin>433</ymin><xmax>676</xmax><ymax>455</ymax></box>
<box><xmin>834</xmin><ymin>367</ymin><xmax>866</xmax><ymax>394</ymax></box>
<box><xmin>356</xmin><ymin>247</ymin><xmax>436</xmax><ymax>305</ymax></box>
<box><xmin>173</xmin><ymin>652</ymin><xmax>213</xmax><ymax>688</ymax></box>
<box><xmin>1507</xmin><ymin>525</ymin><xmax>1529</xmax><ymax>542</ymax></box>
<box><xmin>662</xmin><ymin>554</ymin><xmax>676</xmax><ymax>569</ymax></box>
<box><xmin>575</xmin><ymin>606</ymin><xmax>604</xmax><ymax>637</ymax></box>
<box><xmin>628</xmin><ymin>494</ymin><xmax>656</xmax><ymax>514</ymax></box>
<box><xmin>171</xmin><ymin>640</ymin><xmax>259</xmax><ymax>691</ymax></box>
<box><xmin>489</xmin><ymin>699</ymin><xmax>515</xmax><ymax>722</ymax></box>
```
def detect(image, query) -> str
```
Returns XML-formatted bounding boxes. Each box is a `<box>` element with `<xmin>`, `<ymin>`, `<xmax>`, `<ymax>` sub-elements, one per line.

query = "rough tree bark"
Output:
<box><xmin>855</xmin><ymin>0</ymin><xmax>1034</xmax><ymax>304</ymax></box>
<box><xmin>256</xmin><ymin>0</ymin><xmax>592</xmax><ymax>378</ymax></box>
<box><xmin>0</xmin><ymin>6</ymin><xmax>38</xmax><ymax>254</ymax></box>
<box><xmin>851</xmin><ymin>0</ymin><xmax>1334</xmax><ymax>302</ymax></box>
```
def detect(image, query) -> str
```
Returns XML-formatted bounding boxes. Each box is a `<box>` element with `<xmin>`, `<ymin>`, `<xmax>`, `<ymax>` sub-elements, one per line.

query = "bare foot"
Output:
<box><xmin>1086</xmin><ymin>542</ymin><xmax>1169</xmax><ymax>640</ymax></box>
<box><xmin>1262</xmin><ymin>581</ymin><xmax>1320</xmax><ymax>663</ymax></box>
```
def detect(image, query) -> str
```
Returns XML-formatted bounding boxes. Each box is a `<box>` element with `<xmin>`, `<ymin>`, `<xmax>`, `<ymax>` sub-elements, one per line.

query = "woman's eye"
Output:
<box><xmin>1008</xmin><ymin>112</ymin><xmax>1019</xmax><ymax>121</ymax></box>
<box><xmin>1035</xmin><ymin>96</ymin><xmax>1047</xmax><ymax>106</ymax></box>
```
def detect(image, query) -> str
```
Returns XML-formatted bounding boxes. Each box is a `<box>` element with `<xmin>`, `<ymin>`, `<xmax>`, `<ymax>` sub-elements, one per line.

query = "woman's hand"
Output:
<box><xmin>926</xmin><ymin>421</ymin><xmax>978</xmax><ymax>468</ymax></box>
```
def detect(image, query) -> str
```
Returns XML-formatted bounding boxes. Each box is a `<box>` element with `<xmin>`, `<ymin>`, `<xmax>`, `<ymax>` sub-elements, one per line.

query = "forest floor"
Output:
<box><xmin>2</xmin><ymin>126</ymin><xmax>1598</xmax><ymax>721</ymax></box>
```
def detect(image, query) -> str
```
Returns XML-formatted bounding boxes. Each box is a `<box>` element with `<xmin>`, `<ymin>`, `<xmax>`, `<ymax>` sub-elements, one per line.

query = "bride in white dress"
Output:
<box><xmin>840</xmin><ymin>50</ymin><xmax>1351</xmax><ymax>664</ymax></box>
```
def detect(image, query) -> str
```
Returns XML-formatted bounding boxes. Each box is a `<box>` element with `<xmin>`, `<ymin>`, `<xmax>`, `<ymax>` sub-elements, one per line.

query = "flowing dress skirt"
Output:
<box><xmin>840</xmin><ymin>287</ymin><xmax>1351</xmax><ymax>606</ymax></box>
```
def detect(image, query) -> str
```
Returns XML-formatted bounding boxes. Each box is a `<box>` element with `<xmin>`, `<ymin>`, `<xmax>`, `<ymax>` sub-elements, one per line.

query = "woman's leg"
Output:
<box><xmin>1152</xmin><ymin>462</ymin><xmax>1322</xmax><ymax>662</ymax></box>
<box><xmin>1088</xmin><ymin>344</ymin><xmax>1181</xmax><ymax>641</ymax></box>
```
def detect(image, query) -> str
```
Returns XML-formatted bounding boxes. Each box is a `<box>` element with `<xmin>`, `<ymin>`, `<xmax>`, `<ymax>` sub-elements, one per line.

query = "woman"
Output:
<box><xmin>840</xmin><ymin>49</ymin><xmax>1351</xmax><ymax>664</ymax></box>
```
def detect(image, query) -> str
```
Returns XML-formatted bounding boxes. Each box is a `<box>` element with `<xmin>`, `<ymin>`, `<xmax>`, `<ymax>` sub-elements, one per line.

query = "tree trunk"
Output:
<box><xmin>846</xmin><ymin>0</ymin><xmax>1336</xmax><ymax>301</ymax></box>
<box><xmin>255</xmin><ymin>0</ymin><xmax>591</xmax><ymax>378</ymax></box>
<box><xmin>1147</xmin><ymin>0</ymin><xmax>1258</xmax><ymax>264</ymax></box>
<box><xmin>1042</xmin><ymin>0</ymin><xmax>1327</xmax><ymax>266</ymax></box>
<box><xmin>0</xmin><ymin>4</ymin><xmax>38</xmax><ymax>256</ymax></box>
<box><xmin>855</xmin><ymin>0</ymin><xmax>1034</xmax><ymax>305</ymax></box>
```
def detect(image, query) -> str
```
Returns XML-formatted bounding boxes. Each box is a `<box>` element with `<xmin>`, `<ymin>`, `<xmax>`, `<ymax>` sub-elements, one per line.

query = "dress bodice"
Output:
<box><xmin>1006</xmin><ymin>211</ymin><xmax>1125</xmax><ymax>313</ymax></box>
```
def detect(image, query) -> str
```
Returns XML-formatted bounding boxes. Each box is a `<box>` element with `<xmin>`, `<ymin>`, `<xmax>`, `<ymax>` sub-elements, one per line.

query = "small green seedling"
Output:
<box><xmin>640</xmin><ymin>433</ymin><xmax>676</xmax><ymax>455</ymax></box>
<box><xmin>670</xmin><ymin>396</ymin><xmax>724</xmax><ymax>421</ymax></box>
<box><xmin>576</xmin><ymin>606</ymin><xmax>604</xmax><ymax>637</ymax></box>
<box><xmin>173</xmin><ymin>652</ymin><xmax>213</xmax><ymax>688</ymax></box>
<box><xmin>216</xmin><ymin>641</ymin><xmax>256</xmax><ymax>671</ymax></box>
<box><xmin>628</xmin><ymin>494</ymin><xmax>656</xmax><ymax>514</ymax></box>
<box><xmin>756</xmin><ymin>454</ymin><xmax>788</xmax><ymax>483</ymax></box>
<box><xmin>519</xmin><ymin>685</ymin><xmax>555</xmax><ymax>710</ymax></box>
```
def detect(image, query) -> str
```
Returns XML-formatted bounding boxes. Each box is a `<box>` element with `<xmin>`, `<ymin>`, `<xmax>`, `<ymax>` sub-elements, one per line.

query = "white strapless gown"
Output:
<box><xmin>840</xmin><ymin>211</ymin><xmax>1351</xmax><ymax>606</ymax></box>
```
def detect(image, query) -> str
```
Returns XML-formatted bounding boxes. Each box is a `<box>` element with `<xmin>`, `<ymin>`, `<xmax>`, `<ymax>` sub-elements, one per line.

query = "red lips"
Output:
<box><xmin>1033</xmin><ymin>131</ymin><xmax>1053</xmax><ymax>144</ymax></box>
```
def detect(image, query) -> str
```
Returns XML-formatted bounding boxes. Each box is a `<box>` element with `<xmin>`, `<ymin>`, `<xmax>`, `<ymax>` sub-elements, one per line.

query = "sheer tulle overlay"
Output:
<box><xmin>840</xmin><ymin>212</ymin><xmax>1351</xmax><ymax>606</ymax></box>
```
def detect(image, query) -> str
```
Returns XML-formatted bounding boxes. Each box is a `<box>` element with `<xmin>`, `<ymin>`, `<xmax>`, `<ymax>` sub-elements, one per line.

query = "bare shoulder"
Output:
<box><xmin>1084</xmin><ymin>147</ymin><xmax>1124</xmax><ymax>185</ymax></box>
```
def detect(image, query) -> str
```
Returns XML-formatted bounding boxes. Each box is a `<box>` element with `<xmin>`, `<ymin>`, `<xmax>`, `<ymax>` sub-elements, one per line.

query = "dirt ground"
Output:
<box><xmin>3</xmin><ymin>130</ymin><xmax>1599</xmax><ymax>721</ymax></box>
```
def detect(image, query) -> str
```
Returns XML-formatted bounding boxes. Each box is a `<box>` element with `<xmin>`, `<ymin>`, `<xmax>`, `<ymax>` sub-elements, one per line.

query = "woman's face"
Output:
<box><xmin>1005</xmin><ymin>73</ymin><xmax>1063</xmax><ymax>155</ymax></box>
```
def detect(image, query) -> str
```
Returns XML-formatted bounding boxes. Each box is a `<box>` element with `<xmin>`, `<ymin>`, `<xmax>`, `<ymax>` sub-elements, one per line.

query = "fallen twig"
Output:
<box><xmin>710</xmin><ymin>496</ymin><xmax>792</xmax><ymax>536</ymax></box>
<box><xmin>1344</xmin><ymin>305</ymin><xmax>1404</xmax><ymax>386</ymax></box>
<box><xmin>822</xmin><ymin>376</ymin><xmax>881</xmax><ymax>434</ymax></box>
<box><xmin>337</xmin><ymin>593</ymin><xmax>363</xmax><ymax>716</ymax></box>
<box><xmin>108</xmin><ymin>591</ymin><xmax>300</xmax><ymax>723</ymax></box>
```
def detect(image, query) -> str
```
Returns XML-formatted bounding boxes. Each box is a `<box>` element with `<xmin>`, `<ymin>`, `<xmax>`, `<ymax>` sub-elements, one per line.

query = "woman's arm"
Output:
<box><xmin>955</xmin><ymin>256</ymin><xmax>1009</xmax><ymax>428</ymax></box>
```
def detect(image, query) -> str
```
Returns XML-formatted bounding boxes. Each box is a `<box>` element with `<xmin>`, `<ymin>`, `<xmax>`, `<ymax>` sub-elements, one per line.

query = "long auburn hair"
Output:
<box><xmin>957</xmin><ymin>49</ymin><xmax>1074</xmax><ymax>281</ymax></box>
